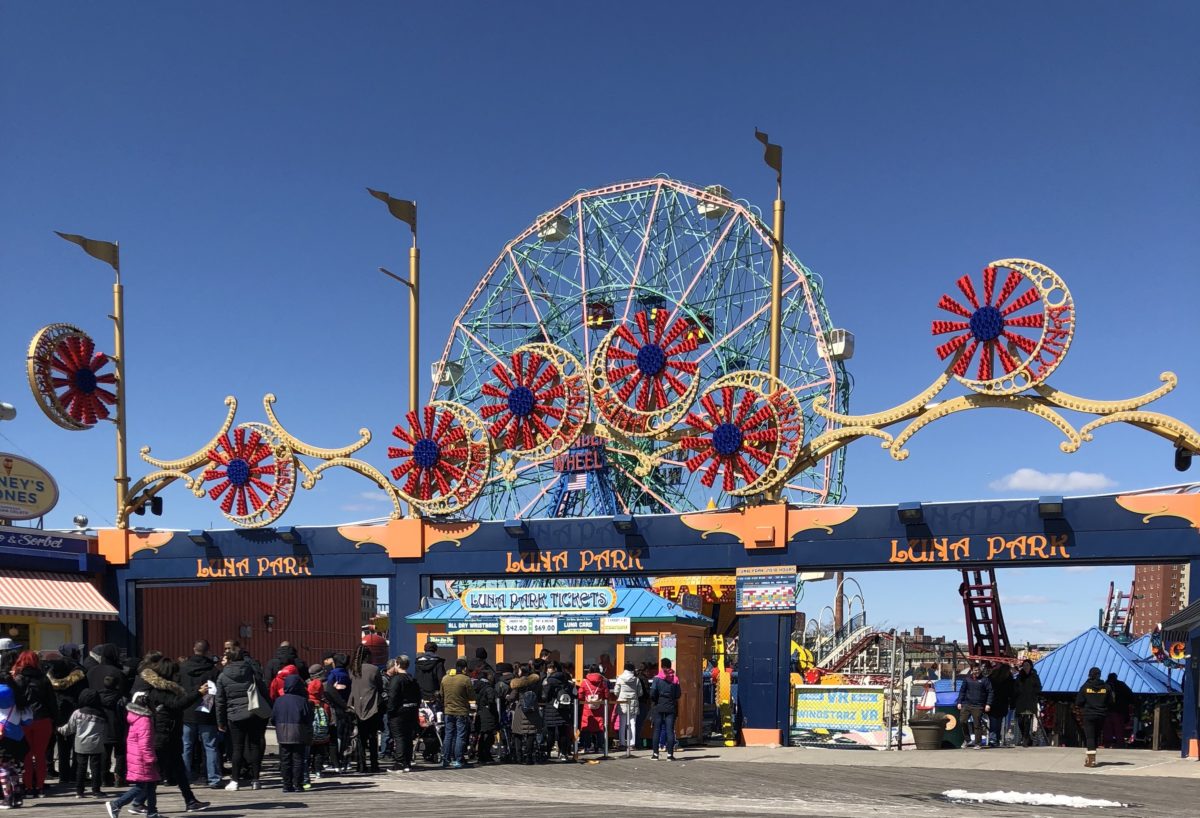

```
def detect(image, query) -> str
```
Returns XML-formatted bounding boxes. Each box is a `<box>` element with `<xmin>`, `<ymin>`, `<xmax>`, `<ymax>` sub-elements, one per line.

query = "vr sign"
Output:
<box><xmin>461</xmin><ymin>586</ymin><xmax>617</xmax><ymax>615</ymax></box>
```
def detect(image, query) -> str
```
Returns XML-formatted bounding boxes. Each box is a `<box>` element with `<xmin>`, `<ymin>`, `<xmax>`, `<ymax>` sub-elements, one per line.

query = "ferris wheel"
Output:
<box><xmin>428</xmin><ymin>177</ymin><xmax>849</xmax><ymax>520</ymax></box>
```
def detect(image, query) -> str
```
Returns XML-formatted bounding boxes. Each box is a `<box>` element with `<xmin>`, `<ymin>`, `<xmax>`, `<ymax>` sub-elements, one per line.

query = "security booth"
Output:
<box><xmin>404</xmin><ymin>586</ymin><xmax>712</xmax><ymax>739</ymax></box>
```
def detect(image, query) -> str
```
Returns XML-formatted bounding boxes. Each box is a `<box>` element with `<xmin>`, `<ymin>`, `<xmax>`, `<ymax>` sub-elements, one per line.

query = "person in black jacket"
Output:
<box><xmin>264</xmin><ymin>642</ymin><xmax>309</xmax><ymax>686</ymax></box>
<box><xmin>1012</xmin><ymin>659</ymin><xmax>1042</xmax><ymax>747</ymax></box>
<box><xmin>85</xmin><ymin>643</ymin><xmax>128</xmax><ymax>786</ymax></box>
<box><xmin>271</xmin><ymin>674</ymin><xmax>313</xmax><ymax>793</ymax></box>
<box><xmin>649</xmin><ymin>658</ymin><xmax>681</xmax><ymax>761</ymax></box>
<box><xmin>540</xmin><ymin>661</ymin><xmax>574</xmax><ymax>762</ymax></box>
<box><xmin>472</xmin><ymin>670</ymin><xmax>499</xmax><ymax>764</ymax></box>
<box><xmin>323</xmin><ymin>652</ymin><xmax>352</xmax><ymax>772</ymax></box>
<box><xmin>1075</xmin><ymin>666</ymin><xmax>1115</xmax><ymax>767</ymax></box>
<box><xmin>130</xmin><ymin>658</ymin><xmax>210</xmax><ymax>813</ymax></box>
<box><xmin>385</xmin><ymin>655</ymin><xmax>422</xmax><ymax>772</ymax></box>
<box><xmin>1103</xmin><ymin>672</ymin><xmax>1133</xmax><ymax>748</ymax></box>
<box><xmin>987</xmin><ymin>662</ymin><xmax>1015</xmax><ymax>748</ymax></box>
<box><xmin>10</xmin><ymin>651</ymin><xmax>59</xmax><ymax>797</ymax></box>
<box><xmin>216</xmin><ymin>647</ymin><xmax>267</xmax><ymax>790</ymax></box>
<box><xmin>47</xmin><ymin>646</ymin><xmax>87</xmax><ymax>784</ymax></box>
<box><xmin>414</xmin><ymin>643</ymin><xmax>446</xmax><ymax>701</ymax></box>
<box><xmin>180</xmin><ymin>640</ymin><xmax>223</xmax><ymax>789</ymax></box>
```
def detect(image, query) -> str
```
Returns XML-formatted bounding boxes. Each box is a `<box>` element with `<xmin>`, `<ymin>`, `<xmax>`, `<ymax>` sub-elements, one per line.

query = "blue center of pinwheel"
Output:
<box><xmin>413</xmin><ymin>438</ymin><xmax>440</xmax><ymax>469</ymax></box>
<box><xmin>712</xmin><ymin>423</ymin><xmax>743</xmax><ymax>456</ymax></box>
<box><xmin>507</xmin><ymin>386</ymin><xmax>535</xmax><ymax>418</ymax></box>
<box><xmin>73</xmin><ymin>368</ymin><xmax>97</xmax><ymax>393</ymax></box>
<box><xmin>636</xmin><ymin>343</ymin><xmax>666</xmax><ymax>376</ymax></box>
<box><xmin>226</xmin><ymin>458</ymin><xmax>251</xmax><ymax>487</ymax></box>
<box><xmin>969</xmin><ymin>305</ymin><xmax>1003</xmax><ymax>342</ymax></box>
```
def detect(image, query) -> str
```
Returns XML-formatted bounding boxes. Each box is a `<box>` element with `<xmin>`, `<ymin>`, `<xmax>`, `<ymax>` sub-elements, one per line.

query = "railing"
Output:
<box><xmin>810</xmin><ymin>612</ymin><xmax>867</xmax><ymax>662</ymax></box>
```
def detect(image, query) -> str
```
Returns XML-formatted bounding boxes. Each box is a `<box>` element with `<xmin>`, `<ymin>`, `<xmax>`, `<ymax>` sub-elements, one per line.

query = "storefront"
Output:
<box><xmin>405</xmin><ymin>586</ymin><xmax>711</xmax><ymax>739</ymax></box>
<box><xmin>0</xmin><ymin>526</ymin><xmax>118</xmax><ymax>650</ymax></box>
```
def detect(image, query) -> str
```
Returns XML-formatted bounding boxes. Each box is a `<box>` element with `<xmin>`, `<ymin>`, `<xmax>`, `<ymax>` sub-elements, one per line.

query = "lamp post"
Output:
<box><xmin>0</xmin><ymin>403</ymin><xmax>15</xmax><ymax>421</ymax></box>
<box><xmin>55</xmin><ymin>232</ymin><xmax>128</xmax><ymax>526</ymax></box>
<box><xmin>755</xmin><ymin>130</ymin><xmax>784</xmax><ymax>379</ymax></box>
<box><xmin>368</xmin><ymin>189</ymin><xmax>420</xmax><ymax>414</ymax></box>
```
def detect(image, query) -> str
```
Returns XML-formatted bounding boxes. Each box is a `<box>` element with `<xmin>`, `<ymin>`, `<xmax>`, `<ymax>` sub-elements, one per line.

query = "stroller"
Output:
<box><xmin>416</xmin><ymin>702</ymin><xmax>442</xmax><ymax>764</ymax></box>
<box><xmin>0</xmin><ymin>734</ymin><xmax>26</xmax><ymax>810</ymax></box>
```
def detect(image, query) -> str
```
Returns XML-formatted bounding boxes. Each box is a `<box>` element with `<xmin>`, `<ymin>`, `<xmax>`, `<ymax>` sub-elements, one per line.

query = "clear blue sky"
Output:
<box><xmin>2</xmin><ymin>2</ymin><xmax>1197</xmax><ymax>643</ymax></box>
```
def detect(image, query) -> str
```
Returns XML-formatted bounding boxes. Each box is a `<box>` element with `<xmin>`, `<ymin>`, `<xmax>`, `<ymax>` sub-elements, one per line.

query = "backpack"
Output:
<box><xmin>311</xmin><ymin>705</ymin><xmax>330</xmax><ymax>742</ymax></box>
<box><xmin>583</xmin><ymin>681</ymin><xmax>603</xmax><ymax>711</ymax></box>
<box><xmin>519</xmin><ymin>687</ymin><xmax>539</xmax><ymax>716</ymax></box>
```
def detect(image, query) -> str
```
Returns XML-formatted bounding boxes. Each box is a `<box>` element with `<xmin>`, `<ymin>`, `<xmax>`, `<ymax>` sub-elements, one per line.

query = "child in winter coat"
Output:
<box><xmin>105</xmin><ymin>690</ymin><xmax>159</xmax><ymax>818</ymax></box>
<box><xmin>269</xmin><ymin>664</ymin><xmax>299</xmax><ymax>702</ymax></box>
<box><xmin>305</xmin><ymin>677</ymin><xmax>333</xmax><ymax>783</ymax></box>
<box><xmin>56</xmin><ymin>688</ymin><xmax>109</xmax><ymax>798</ymax></box>
<box><xmin>0</xmin><ymin>683</ymin><xmax>30</xmax><ymax>809</ymax></box>
<box><xmin>271</xmin><ymin>676</ymin><xmax>313</xmax><ymax>793</ymax></box>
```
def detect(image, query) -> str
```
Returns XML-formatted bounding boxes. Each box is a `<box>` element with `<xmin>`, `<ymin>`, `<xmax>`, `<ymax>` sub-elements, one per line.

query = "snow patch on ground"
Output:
<box><xmin>942</xmin><ymin>789</ymin><xmax>1126</xmax><ymax>808</ymax></box>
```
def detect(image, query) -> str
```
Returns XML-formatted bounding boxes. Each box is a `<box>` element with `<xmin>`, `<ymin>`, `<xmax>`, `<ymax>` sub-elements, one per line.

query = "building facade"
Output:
<box><xmin>1133</xmin><ymin>563</ymin><xmax>1190</xmax><ymax>637</ymax></box>
<box><xmin>361</xmin><ymin>580</ymin><xmax>378</xmax><ymax>626</ymax></box>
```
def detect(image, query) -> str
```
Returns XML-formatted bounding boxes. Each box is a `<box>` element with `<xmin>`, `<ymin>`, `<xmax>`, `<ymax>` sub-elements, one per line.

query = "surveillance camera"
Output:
<box><xmin>73</xmin><ymin>515</ymin><xmax>89</xmax><ymax>529</ymax></box>
<box><xmin>1175</xmin><ymin>447</ymin><xmax>1193</xmax><ymax>473</ymax></box>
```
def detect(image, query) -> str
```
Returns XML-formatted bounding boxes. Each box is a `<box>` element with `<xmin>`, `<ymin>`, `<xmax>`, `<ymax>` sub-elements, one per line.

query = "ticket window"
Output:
<box><xmin>540</xmin><ymin>636</ymin><xmax>576</xmax><ymax>672</ymax></box>
<box><xmin>461</xmin><ymin>637</ymin><xmax>496</xmax><ymax>667</ymax></box>
<box><xmin>501</xmin><ymin>636</ymin><xmax>535</xmax><ymax>666</ymax></box>
<box><xmin>583</xmin><ymin>636</ymin><xmax>617</xmax><ymax>679</ymax></box>
<box><xmin>624</xmin><ymin>641</ymin><xmax>660</xmax><ymax>675</ymax></box>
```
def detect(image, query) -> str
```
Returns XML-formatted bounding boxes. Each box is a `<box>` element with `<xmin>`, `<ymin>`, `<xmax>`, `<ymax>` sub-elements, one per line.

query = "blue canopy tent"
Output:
<box><xmin>1035</xmin><ymin>628</ymin><xmax>1180</xmax><ymax>695</ymax></box>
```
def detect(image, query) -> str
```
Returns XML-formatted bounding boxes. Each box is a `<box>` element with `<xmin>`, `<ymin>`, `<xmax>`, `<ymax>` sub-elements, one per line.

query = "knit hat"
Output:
<box><xmin>308</xmin><ymin>664</ymin><xmax>325</xmax><ymax>679</ymax></box>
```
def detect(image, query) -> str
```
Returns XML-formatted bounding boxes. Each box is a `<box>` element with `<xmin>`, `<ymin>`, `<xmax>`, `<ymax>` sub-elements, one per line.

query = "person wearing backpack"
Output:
<box><xmin>577</xmin><ymin>664</ymin><xmax>610</xmax><ymax>754</ymax></box>
<box><xmin>306</xmin><ymin>675</ymin><xmax>334</xmax><ymax>782</ymax></box>
<box><xmin>614</xmin><ymin>662</ymin><xmax>642</xmax><ymax>756</ymax></box>
<box><xmin>540</xmin><ymin>660</ymin><xmax>574</xmax><ymax>762</ymax></box>
<box><xmin>507</xmin><ymin>663</ymin><xmax>542</xmax><ymax>765</ymax></box>
<box><xmin>650</xmin><ymin>658</ymin><xmax>681</xmax><ymax>760</ymax></box>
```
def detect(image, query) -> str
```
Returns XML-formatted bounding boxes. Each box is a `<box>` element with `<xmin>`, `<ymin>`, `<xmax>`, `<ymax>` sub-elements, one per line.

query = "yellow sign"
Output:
<box><xmin>0</xmin><ymin>453</ymin><xmax>59</xmax><ymax>521</ymax></box>
<box><xmin>791</xmin><ymin>685</ymin><xmax>886</xmax><ymax>731</ymax></box>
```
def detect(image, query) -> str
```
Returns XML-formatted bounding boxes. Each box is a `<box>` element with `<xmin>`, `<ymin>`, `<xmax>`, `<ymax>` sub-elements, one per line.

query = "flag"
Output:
<box><xmin>754</xmin><ymin>128</ymin><xmax>782</xmax><ymax>178</ymax></box>
<box><xmin>367</xmin><ymin>188</ymin><xmax>417</xmax><ymax>231</ymax></box>
<box><xmin>55</xmin><ymin>231</ymin><xmax>119</xmax><ymax>270</ymax></box>
<box><xmin>567</xmin><ymin>473</ymin><xmax>588</xmax><ymax>491</ymax></box>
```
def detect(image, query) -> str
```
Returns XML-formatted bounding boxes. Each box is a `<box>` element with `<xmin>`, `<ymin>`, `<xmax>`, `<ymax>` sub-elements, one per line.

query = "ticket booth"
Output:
<box><xmin>405</xmin><ymin>586</ymin><xmax>712</xmax><ymax>739</ymax></box>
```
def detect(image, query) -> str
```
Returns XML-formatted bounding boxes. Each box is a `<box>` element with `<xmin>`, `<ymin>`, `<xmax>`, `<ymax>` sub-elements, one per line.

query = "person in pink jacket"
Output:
<box><xmin>105</xmin><ymin>691</ymin><xmax>159</xmax><ymax>818</ymax></box>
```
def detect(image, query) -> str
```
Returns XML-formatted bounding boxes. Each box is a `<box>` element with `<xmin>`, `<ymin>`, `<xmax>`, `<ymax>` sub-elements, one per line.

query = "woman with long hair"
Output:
<box><xmin>347</xmin><ymin>644</ymin><xmax>383</xmax><ymax>774</ymax></box>
<box><xmin>10</xmin><ymin>651</ymin><xmax>58</xmax><ymax>797</ymax></box>
<box><xmin>215</xmin><ymin>646</ymin><xmax>267</xmax><ymax>791</ymax></box>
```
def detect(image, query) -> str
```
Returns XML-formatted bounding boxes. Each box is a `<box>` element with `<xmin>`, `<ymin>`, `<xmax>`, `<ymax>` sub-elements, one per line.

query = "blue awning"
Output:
<box><xmin>1034</xmin><ymin>627</ymin><xmax>1181</xmax><ymax>695</ymax></box>
<box><xmin>406</xmin><ymin>587</ymin><xmax>711</xmax><ymax>626</ymax></box>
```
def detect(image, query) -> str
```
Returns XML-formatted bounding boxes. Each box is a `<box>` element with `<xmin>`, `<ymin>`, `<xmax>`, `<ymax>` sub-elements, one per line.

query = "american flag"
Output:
<box><xmin>566</xmin><ymin>473</ymin><xmax>588</xmax><ymax>491</ymax></box>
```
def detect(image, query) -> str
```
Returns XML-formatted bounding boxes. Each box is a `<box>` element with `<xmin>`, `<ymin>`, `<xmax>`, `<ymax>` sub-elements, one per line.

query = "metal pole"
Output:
<box><xmin>768</xmin><ymin>184</ymin><xmax>784</xmax><ymax>379</ymax></box>
<box><xmin>112</xmin><ymin>259</ymin><xmax>130</xmax><ymax>528</ymax></box>
<box><xmin>886</xmin><ymin>629</ymin><xmax>897</xmax><ymax>750</ymax></box>
<box><xmin>573</xmin><ymin>698</ymin><xmax>580</xmax><ymax>760</ymax></box>
<box><xmin>408</xmin><ymin>236</ymin><xmax>420</xmax><ymax>414</ymax></box>
<box><xmin>602</xmin><ymin>697</ymin><xmax>610</xmax><ymax>758</ymax></box>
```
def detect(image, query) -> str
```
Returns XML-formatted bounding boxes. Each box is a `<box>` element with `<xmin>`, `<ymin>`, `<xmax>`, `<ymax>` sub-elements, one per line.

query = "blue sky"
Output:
<box><xmin>1</xmin><ymin>2</ymin><xmax>1197</xmax><ymax>643</ymax></box>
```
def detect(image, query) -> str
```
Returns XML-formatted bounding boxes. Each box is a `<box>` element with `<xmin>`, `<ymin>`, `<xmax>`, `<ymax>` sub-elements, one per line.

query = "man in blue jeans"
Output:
<box><xmin>180</xmin><ymin>640</ymin><xmax>223</xmax><ymax>787</ymax></box>
<box><xmin>439</xmin><ymin>658</ymin><xmax>475</xmax><ymax>768</ymax></box>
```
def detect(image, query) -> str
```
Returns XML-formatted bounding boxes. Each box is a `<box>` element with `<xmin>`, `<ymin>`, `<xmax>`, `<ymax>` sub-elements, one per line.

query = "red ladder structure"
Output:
<box><xmin>1101</xmin><ymin>580</ymin><xmax>1137</xmax><ymax>642</ymax></box>
<box><xmin>959</xmin><ymin>568</ymin><xmax>1013</xmax><ymax>661</ymax></box>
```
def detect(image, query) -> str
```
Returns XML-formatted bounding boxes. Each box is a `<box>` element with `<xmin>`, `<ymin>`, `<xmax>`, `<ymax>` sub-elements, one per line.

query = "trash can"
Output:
<box><xmin>935</xmin><ymin>706</ymin><xmax>963</xmax><ymax>748</ymax></box>
<box><xmin>911</xmin><ymin>715</ymin><xmax>947</xmax><ymax>750</ymax></box>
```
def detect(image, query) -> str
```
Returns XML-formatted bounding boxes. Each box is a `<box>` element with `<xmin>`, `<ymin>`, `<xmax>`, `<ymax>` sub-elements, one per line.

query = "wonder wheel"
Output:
<box><xmin>432</xmin><ymin>177</ymin><xmax>848</xmax><ymax>519</ymax></box>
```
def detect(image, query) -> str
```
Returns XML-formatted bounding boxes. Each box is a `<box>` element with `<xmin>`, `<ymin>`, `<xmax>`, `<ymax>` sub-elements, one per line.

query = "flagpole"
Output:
<box><xmin>112</xmin><ymin>252</ymin><xmax>130</xmax><ymax>528</ymax></box>
<box><xmin>409</xmin><ymin>226</ymin><xmax>420</xmax><ymax>415</ymax></box>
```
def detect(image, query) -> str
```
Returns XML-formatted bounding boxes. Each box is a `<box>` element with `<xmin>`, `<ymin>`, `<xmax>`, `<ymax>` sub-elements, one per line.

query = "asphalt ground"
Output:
<box><xmin>27</xmin><ymin>745</ymin><xmax>1200</xmax><ymax>818</ymax></box>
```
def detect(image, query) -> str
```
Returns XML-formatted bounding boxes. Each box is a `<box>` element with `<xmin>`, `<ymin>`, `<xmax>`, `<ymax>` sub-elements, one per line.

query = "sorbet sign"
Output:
<box><xmin>461</xmin><ymin>586</ymin><xmax>617</xmax><ymax>614</ymax></box>
<box><xmin>0</xmin><ymin>453</ymin><xmax>59</xmax><ymax>521</ymax></box>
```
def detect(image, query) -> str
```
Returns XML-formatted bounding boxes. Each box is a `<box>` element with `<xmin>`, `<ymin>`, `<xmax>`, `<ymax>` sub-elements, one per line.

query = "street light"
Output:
<box><xmin>0</xmin><ymin>403</ymin><xmax>14</xmax><ymax>421</ymax></box>
<box><xmin>368</xmin><ymin>189</ymin><xmax>420</xmax><ymax>414</ymax></box>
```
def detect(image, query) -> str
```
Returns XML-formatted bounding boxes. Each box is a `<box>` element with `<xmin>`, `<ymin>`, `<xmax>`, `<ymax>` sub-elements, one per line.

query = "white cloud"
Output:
<box><xmin>1004</xmin><ymin>594</ymin><xmax>1058</xmax><ymax>605</ymax></box>
<box><xmin>1063</xmin><ymin>566</ymin><xmax>1097</xmax><ymax>574</ymax></box>
<box><xmin>359</xmin><ymin>491</ymin><xmax>392</xmax><ymax>503</ymax></box>
<box><xmin>340</xmin><ymin>503</ymin><xmax>373</xmax><ymax>513</ymax></box>
<box><xmin>988</xmin><ymin>468</ymin><xmax>1115</xmax><ymax>493</ymax></box>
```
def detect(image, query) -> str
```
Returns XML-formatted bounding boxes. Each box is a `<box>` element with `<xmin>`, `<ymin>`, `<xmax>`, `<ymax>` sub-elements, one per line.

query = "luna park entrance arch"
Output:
<box><xmin>99</xmin><ymin>488</ymin><xmax>1200</xmax><ymax>752</ymax></box>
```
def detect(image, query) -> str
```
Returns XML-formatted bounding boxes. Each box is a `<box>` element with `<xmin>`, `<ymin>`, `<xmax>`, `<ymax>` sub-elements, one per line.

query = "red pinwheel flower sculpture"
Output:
<box><xmin>202</xmin><ymin>428</ymin><xmax>280</xmax><ymax>517</ymax></box>
<box><xmin>679</xmin><ymin>385</ymin><xmax>788</xmax><ymax>493</ymax></box>
<box><xmin>389</xmin><ymin>405</ymin><xmax>477</xmax><ymax>502</ymax></box>
<box><xmin>49</xmin><ymin>334</ymin><xmax>117</xmax><ymax>426</ymax></box>
<box><xmin>605</xmin><ymin>309</ymin><xmax>700</xmax><ymax>413</ymax></box>
<box><xmin>479</xmin><ymin>349</ymin><xmax>571</xmax><ymax>453</ymax></box>
<box><xmin>932</xmin><ymin>266</ymin><xmax>1048</xmax><ymax>383</ymax></box>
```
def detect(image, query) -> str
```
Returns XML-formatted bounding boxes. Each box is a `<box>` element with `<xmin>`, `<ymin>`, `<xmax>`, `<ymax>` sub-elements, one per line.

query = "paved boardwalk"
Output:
<box><xmin>35</xmin><ymin>746</ymin><xmax>1200</xmax><ymax>817</ymax></box>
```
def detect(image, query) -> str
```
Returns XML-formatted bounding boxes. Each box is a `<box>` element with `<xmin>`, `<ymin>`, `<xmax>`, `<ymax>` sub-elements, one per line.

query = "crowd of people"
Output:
<box><xmin>0</xmin><ymin>637</ymin><xmax>683</xmax><ymax>816</ymax></box>
<box><xmin>952</xmin><ymin>658</ymin><xmax>1135</xmax><ymax>765</ymax></box>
